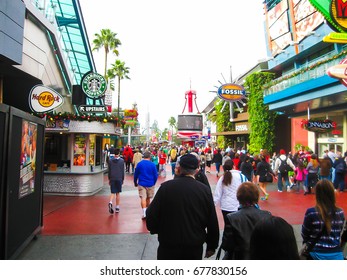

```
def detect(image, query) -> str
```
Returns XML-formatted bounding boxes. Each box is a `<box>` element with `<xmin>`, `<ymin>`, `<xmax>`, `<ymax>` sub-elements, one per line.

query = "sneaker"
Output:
<box><xmin>115</xmin><ymin>207</ymin><xmax>120</xmax><ymax>213</ymax></box>
<box><xmin>278</xmin><ymin>190</ymin><xmax>283</xmax><ymax>193</ymax></box>
<box><xmin>260</xmin><ymin>197</ymin><xmax>266</xmax><ymax>201</ymax></box>
<box><xmin>290</xmin><ymin>183</ymin><xmax>294</xmax><ymax>189</ymax></box>
<box><xmin>265</xmin><ymin>193</ymin><xmax>269</xmax><ymax>200</ymax></box>
<box><xmin>287</xmin><ymin>186</ymin><xmax>291</xmax><ymax>192</ymax></box>
<box><xmin>108</xmin><ymin>203</ymin><xmax>114</xmax><ymax>214</ymax></box>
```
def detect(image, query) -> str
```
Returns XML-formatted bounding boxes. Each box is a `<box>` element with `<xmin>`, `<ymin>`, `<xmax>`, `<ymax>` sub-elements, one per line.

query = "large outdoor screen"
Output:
<box><xmin>177</xmin><ymin>114</ymin><xmax>203</xmax><ymax>131</ymax></box>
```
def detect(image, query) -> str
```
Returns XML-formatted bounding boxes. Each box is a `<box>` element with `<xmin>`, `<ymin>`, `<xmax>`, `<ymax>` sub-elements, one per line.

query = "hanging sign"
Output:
<box><xmin>327</xmin><ymin>57</ymin><xmax>347</xmax><ymax>86</ymax></box>
<box><xmin>301</xmin><ymin>119</ymin><xmax>337</xmax><ymax>132</ymax></box>
<box><xmin>29</xmin><ymin>85</ymin><xmax>64</xmax><ymax>113</ymax></box>
<box><xmin>309</xmin><ymin>0</ymin><xmax>347</xmax><ymax>33</ymax></box>
<box><xmin>217</xmin><ymin>83</ymin><xmax>245</xmax><ymax>102</ymax></box>
<box><xmin>81</xmin><ymin>72</ymin><xmax>107</xmax><ymax>99</ymax></box>
<box><xmin>216</xmin><ymin>83</ymin><xmax>246</xmax><ymax>121</ymax></box>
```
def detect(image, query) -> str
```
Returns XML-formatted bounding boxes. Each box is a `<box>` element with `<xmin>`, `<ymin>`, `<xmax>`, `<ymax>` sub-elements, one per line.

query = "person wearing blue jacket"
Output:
<box><xmin>134</xmin><ymin>151</ymin><xmax>158</xmax><ymax>219</ymax></box>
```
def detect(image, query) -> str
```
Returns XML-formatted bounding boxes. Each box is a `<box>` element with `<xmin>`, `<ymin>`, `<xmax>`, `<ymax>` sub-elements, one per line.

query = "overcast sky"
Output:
<box><xmin>79</xmin><ymin>0</ymin><xmax>268</xmax><ymax>131</ymax></box>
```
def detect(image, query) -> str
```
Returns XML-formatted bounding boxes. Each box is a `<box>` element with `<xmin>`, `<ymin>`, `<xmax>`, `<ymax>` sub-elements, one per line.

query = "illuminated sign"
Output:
<box><xmin>217</xmin><ymin>83</ymin><xmax>245</xmax><ymax>102</ymax></box>
<box><xmin>323</xmin><ymin>32</ymin><xmax>347</xmax><ymax>43</ymax></box>
<box><xmin>327</xmin><ymin>57</ymin><xmax>347</xmax><ymax>86</ymax></box>
<box><xmin>78</xmin><ymin>105</ymin><xmax>107</xmax><ymax>114</ymax></box>
<box><xmin>81</xmin><ymin>72</ymin><xmax>107</xmax><ymax>99</ymax></box>
<box><xmin>301</xmin><ymin>119</ymin><xmax>337</xmax><ymax>132</ymax></box>
<box><xmin>29</xmin><ymin>85</ymin><xmax>64</xmax><ymax>113</ymax></box>
<box><xmin>309</xmin><ymin>0</ymin><xmax>347</xmax><ymax>32</ymax></box>
<box><xmin>124</xmin><ymin>109</ymin><xmax>138</xmax><ymax>118</ymax></box>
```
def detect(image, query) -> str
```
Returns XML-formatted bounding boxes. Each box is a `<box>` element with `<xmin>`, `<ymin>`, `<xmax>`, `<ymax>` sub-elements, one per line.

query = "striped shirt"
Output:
<box><xmin>301</xmin><ymin>207</ymin><xmax>346</xmax><ymax>253</ymax></box>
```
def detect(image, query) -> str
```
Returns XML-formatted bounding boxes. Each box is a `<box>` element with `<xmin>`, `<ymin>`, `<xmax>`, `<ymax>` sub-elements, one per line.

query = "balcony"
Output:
<box><xmin>263</xmin><ymin>53</ymin><xmax>345</xmax><ymax>96</ymax></box>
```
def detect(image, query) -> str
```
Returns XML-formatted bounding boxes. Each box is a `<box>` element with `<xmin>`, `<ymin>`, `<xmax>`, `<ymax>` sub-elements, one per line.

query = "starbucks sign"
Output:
<box><xmin>81</xmin><ymin>72</ymin><xmax>107</xmax><ymax>99</ymax></box>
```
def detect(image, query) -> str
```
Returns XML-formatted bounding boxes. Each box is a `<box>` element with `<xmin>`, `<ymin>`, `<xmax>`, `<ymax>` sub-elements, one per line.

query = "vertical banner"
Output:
<box><xmin>19</xmin><ymin>120</ymin><xmax>37</xmax><ymax>199</ymax></box>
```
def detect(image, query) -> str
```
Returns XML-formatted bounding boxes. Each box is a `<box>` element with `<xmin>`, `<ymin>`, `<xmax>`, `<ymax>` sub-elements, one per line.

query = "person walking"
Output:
<box><xmin>132</xmin><ymin>148</ymin><xmax>143</xmax><ymax>171</ymax></box>
<box><xmin>168</xmin><ymin>145</ymin><xmax>178</xmax><ymax>176</ymax></box>
<box><xmin>158</xmin><ymin>148</ymin><xmax>167</xmax><ymax>177</ymax></box>
<box><xmin>199</xmin><ymin>151</ymin><xmax>206</xmax><ymax>173</ymax></box>
<box><xmin>205</xmin><ymin>150</ymin><xmax>213</xmax><ymax>173</ymax></box>
<box><xmin>134</xmin><ymin>151</ymin><xmax>158</xmax><ymax>219</ymax></box>
<box><xmin>123</xmin><ymin>145</ymin><xmax>133</xmax><ymax>173</ymax></box>
<box><xmin>256</xmin><ymin>155</ymin><xmax>277</xmax><ymax>200</ymax></box>
<box><xmin>220</xmin><ymin>182</ymin><xmax>272</xmax><ymax>260</ymax></box>
<box><xmin>212</xmin><ymin>148</ymin><xmax>223</xmax><ymax>177</ymax></box>
<box><xmin>213</xmin><ymin>159</ymin><xmax>247</xmax><ymax>224</ymax></box>
<box><xmin>274</xmin><ymin>149</ymin><xmax>295</xmax><ymax>192</ymax></box>
<box><xmin>306</xmin><ymin>153</ymin><xmax>320</xmax><ymax>195</ymax></box>
<box><xmin>294</xmin><ymin>160</ymin><xmax>308</xmax><ymax>194</ymax></box>
<box><xmin>107</xmin><ymin>148</ymin><xmax>124</xmax><ymax>214</ymax></box>
<box><xmin>240</xmin><ymin>155</ymin><xmax>254</xmax><ymax>182</ymax></box>
<box><xmin>301</xmin><ymin>179</ymin><xmax>347</xmax><ymax>260</ymax></box>
<box><xmin>333</xmin><ymin>151</ymin><xmax>346</xmax><ymax>192</ymax></box>
<box><xmin>146</xmin><ymin>153</ymin><xmax>219</xmax><ymax>260</ymax></box>
<box><xmin>319</xmin><ymin>154</ymin><xmax>332</xmax><ymax>181</ymax></box>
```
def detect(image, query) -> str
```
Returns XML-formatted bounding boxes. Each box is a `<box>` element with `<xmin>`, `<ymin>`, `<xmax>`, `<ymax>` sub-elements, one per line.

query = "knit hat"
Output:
<box><xmin>179</xmin><ymin>154</ymin><xmax>199</xmax><ymax>169</ymax></box>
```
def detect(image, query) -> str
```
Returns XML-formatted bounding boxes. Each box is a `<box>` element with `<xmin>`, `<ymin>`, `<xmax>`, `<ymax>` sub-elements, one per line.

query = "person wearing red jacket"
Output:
<box><xmin>123</xmin><ymin>145</ymin><xmax>133</xmax><ymax>173</ymax></box>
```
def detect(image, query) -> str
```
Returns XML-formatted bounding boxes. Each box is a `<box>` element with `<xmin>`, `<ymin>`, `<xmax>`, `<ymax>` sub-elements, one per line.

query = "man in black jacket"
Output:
<box><xmin>146</xmin><ymin>153</ymin><xmax>219</xmax><ymax>260</ymax></box>
<box><xmin>221</xmin><ymin>181</ymin><xmax>271</xmax><ymax>259</ymax></box>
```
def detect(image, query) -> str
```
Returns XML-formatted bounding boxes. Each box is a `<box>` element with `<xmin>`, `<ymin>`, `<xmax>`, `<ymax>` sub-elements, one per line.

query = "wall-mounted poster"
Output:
<box><xmin>73</xmin><ymin>134</ymin><xmax>86</xmax><ymax>166</ymax></box>
<box><xmin>19</xmin><ymin>120</ymin><xmax>37</xmax><ymax>198</ymax></box>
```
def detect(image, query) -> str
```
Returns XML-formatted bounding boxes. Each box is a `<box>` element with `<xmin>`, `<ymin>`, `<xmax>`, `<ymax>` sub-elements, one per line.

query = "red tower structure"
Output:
<box><xmin>177</xmin><ymin>89</ymin><xmax>203</xmax><ymax>146</ymax></box>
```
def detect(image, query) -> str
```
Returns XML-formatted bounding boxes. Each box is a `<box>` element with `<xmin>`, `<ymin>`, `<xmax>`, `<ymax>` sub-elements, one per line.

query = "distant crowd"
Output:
<box><xmin>104</xmin><ymin>142</ymin><xmax>347</xmax><ymax>260</ymax></box>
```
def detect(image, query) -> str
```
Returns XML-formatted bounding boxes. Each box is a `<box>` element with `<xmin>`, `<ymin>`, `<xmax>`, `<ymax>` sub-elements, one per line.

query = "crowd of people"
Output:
<box><xmin>105</xmin><ymin>142</ymin><xmax>347</xmax><ymax>260</ymax></box>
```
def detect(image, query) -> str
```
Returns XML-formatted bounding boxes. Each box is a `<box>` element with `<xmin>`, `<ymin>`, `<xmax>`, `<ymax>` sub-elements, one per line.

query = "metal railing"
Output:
<box><xmin>264</xmin><ymin>55</ymin><xmax>342</xmax><ymax>96</ymax></box>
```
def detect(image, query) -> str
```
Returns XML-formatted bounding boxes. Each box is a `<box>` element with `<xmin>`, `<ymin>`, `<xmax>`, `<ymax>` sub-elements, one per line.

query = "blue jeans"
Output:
<box><xmin>277</xmin><ymin>172</ymin><xmax>290</xmax><ymax>191</ymax></box>
<box><xmin>215</xmin><ymin>162</ymin><xmax>221</xmax><ymax>174</ymax></box>
<box><xmin>171</xmin><ymin>162</ymin><xmax>176</xmax><ymax>175</ymax></box>
<box><xmin>334</xmin><ymin>172</ymin><xmax>345</xmax><ymax>192</ymax></box>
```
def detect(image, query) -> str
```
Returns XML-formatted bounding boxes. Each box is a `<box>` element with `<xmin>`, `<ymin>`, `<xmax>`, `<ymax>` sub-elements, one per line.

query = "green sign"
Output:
<box><xmin>81</xmin><ymin>72</ymin><xmax>107</xmax><ymax>99</ymax></box>
<box><xmin>309</xmin><ymin>0</ymin><xmax>347</xmax><ymax>33</ymax></box>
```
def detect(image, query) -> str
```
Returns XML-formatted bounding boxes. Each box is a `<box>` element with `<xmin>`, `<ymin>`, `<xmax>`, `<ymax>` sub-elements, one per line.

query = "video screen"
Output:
<box><xmin>177</xmin><ymin>115</ymin><xmax>203</xmax><ymax>131</ymax></box>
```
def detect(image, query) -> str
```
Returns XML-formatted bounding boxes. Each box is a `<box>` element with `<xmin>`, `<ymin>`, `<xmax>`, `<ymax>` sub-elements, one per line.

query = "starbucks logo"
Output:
<box><xmin>81</xmin><ymin>72</ymin><xmax>107</xmax><ymax>99</ymax></box>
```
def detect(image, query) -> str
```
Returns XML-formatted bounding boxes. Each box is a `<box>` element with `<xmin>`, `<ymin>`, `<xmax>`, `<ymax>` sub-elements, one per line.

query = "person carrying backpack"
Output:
<box><xmin>274</xmin><ymin>149</ymin><xmax>296</xmax><ymax>193</ymax></box>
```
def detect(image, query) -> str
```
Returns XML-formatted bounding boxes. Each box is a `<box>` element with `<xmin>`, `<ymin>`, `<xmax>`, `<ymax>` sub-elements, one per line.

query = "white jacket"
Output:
<box><xmin>213</xmin><ymin>170</ymin><xmax>247</xmax><ymax>212</ymax></box>
<box><xmin>274</xmin><ymin>154</ymin><xmax>295</xmax><ymax>173</ymax></box>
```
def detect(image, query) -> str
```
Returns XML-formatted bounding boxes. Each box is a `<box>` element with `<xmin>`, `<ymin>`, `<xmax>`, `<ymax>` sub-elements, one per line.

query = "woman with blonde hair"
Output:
<box><xmin>301</xmin><ymin>179</ymin><xmax>347</xmax><ymax>260</ymax></box>
<box><xmin>305</xmin><ymin>153</ymin><xmax>320</xmax><ymax>195</ymax></box>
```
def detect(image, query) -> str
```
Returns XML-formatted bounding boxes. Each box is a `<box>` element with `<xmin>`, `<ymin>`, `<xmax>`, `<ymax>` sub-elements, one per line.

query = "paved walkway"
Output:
<box><xmin>16</xmin><ymin>166</ymin><xmax>347</xmax><ymax>260</ymax></box>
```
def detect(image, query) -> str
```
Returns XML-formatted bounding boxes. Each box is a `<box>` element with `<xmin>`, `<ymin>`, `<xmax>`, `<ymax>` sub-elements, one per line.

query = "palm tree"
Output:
<box><xmin>107</xmin><ymin>60</ymin><xmax>130</xmax><ymax>120</ymax></box>
<box><xmin>168</xmin><ymin>116</ymin><xmax>177</xmax><ymax>130</ymax></box>
<box><xmin>92</xmin><ymin>29</ymin><xmax>121</xmax><ymax>77</ymax></box>
<box><xmin>168</xmin><ymin>116</ymin><xmax>176</xmax><ymax>141</ymax></box>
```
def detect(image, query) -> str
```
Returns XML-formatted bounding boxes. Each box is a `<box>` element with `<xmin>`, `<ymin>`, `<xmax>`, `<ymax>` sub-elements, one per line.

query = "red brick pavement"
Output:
<box><xmin>41</xmin><ymin>167</ymin><xmax>347</xmax><ymax>235</ymax></box>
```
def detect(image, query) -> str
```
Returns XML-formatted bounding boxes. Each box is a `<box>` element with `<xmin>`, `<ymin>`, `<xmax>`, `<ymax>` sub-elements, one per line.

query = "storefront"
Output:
<box><xmin>43</xmin><ymin>118</ymin><xmax>120</xmax><ymax>195</ymax></box>
<box><xmin>292</xmin><ymin>112</ymin><xmax>346</xmax><ymax>157</ymax></box>
<box><xmin>211</xmin><ymin>112</ymin><xmax>251</xmax><ymax>150</ymax></box>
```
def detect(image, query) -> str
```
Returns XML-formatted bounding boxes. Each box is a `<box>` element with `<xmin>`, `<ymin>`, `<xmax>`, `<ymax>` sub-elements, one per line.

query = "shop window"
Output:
<box><xmin>44</xmin><ymin>134</ymin><xmax>69</xmax><ymax>166</ymax></box>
